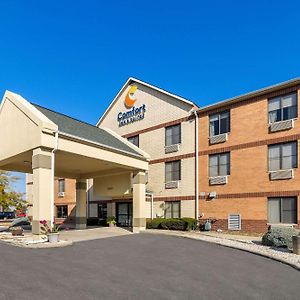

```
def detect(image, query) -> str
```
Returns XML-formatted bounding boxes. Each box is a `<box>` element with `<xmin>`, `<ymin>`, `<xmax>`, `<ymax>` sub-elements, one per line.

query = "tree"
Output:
<box><xmin>0</xmin><ymin>171</ymin><xmax>26</xmax><ymax>211</ymax></box>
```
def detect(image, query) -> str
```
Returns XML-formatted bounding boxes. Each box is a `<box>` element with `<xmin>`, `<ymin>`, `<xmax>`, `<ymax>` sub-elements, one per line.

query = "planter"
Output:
<box><xmin>47</xmin><ymin>233</ymin><xmax>60</xmax><ymax>243</ymax></box>
<box><xmin>292</xmin><ymin>235</ymin><xmax>300</xmax><ymax>255</ymax></box>
<box><xmin>109</xmin><ymin>223</ymin><xmax>116</xmax><ymax>228</ymax></box>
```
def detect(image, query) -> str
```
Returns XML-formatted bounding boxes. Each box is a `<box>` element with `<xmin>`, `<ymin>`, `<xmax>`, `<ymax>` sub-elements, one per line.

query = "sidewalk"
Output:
<box><xmin>60</xmin><ymin>226</ymin><xmax>132</xmax><ymax>242</ymax></box>
<box><xmin>145</xmin><ymin>229</ymin><xmax>300</xmax><ymax>270</ymax></box>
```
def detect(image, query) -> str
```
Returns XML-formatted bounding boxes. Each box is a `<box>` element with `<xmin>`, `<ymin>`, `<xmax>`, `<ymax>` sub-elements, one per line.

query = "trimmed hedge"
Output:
<box><xmin>147</xmin><ymin>218</ymin><xmax>197</xmax><ymax>231</ymax></box>
<box><xmin>262</xmin><ymin>226</ymin><xmax>299</xmax><ymax>249</ymax></box>
<box><xmin>147</xmin><ymin>218</ymin><xmax>165</xmax><ymax>229</ymax></box>
<box><xmin>181</xmin><ymin>218</ymin><xmax>197</xmax><ymax>231</ymax></box>
<box><xmin>160</xmin><ymin>218</ymin><xmax>187</xmax><ymax>231</ymax></box>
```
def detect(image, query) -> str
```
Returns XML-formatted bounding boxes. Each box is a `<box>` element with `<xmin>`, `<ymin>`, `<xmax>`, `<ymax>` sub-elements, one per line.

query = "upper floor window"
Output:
<box><xmin>209</xmin><ymin>152</ymin><xmax>230</xmax><ymax>177</ymax></box>
<box><xmin>165</xmin><ymin>124</ymin><xmax>181</xmax><ymax>146</ymax></box>
<box><xmin>209</xmin><ymin>111</ymin><xmax>230</xmax><ymax>137</ymax></box>
<box><xmin>128</xmin><ymin>135</ymin><xmax>139</xmax><ymax>147</ymax></box>
<box><xmin>268</xmin><ymin>93</ymin><xmax>297</xmax><ymax>123</ymax></box>
<box><xmin>268</xmin><ymin>142</ymin><xmax>297</xmax><ymax>171</ymax></box>
<box><xmin>58</xmin><ymin>179</ymin><xmax>65</xmax><ymax>193</ymax></box>
<box><xmin>165</xmin><ymin>160</ymin><xmax>181</xmax><ymax>182</ymax></box>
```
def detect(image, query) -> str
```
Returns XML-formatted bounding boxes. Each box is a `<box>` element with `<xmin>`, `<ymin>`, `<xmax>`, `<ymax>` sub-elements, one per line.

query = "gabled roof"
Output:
<box><xmin>32</xmin><ymin>104</ymin><xmax>144</xmax><ymax>158</ymax></box>
<box><xmin>96</xmin><ymin>77</ymin><xmax>198</xmax><ymax>126</ymax></box>
<box><xmin>197</xmin><ymin>77</ymin><xmax>300</xmax><ymax>114</ymax></box>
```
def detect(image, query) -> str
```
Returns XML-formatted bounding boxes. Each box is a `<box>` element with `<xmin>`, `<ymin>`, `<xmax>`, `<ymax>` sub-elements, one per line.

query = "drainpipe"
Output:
<box><xmin>151</xmin><ymin>193</ymin><xmax>154</xmax><ymax>220</ymax></box>
<box><xmin>51</xmin><ymin>131</ymin><xmax>59</xmax><ymax>225</ymax></box>
<box><xmin>193</xmin><ymin>110</ymin><xmax>199</xmax><ymax>220</ymax></box>
<box><xmin>146</xmin><ymin>192</ymin><xmax>154</xmax><ymax>220</ymax></box>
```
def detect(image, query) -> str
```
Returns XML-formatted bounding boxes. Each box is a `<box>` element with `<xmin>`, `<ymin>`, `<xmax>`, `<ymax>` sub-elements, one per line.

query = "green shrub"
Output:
<box><xmin>181</xmin><ymin>218</ymin><xmax>197</xmax><ymax>231</ymax></box>
<box><xmin>262</xmin><ymin>226</ymin><xmax>299</xmax><ymax>249</ymax></box>
<box><xmin>147</xmin><ymin>218</ymin><xmax>164</xmax><ymax>229</ymax></box>
<box><xmin>160</xmin><ymin>218</ymin><xmax>187</xmax><ymax>231</ymax></box>
<box><xmin>147</xmin><ymin>218</ymin><xmax>198</xmax><ymax>231</ymax></box>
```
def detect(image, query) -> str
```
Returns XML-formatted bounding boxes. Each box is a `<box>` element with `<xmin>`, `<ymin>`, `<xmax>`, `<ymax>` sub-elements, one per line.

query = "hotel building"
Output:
<box><xmin>25</xmin><ymin>77</ymin><xmax>300</xmax><ymax>233</ymax></box>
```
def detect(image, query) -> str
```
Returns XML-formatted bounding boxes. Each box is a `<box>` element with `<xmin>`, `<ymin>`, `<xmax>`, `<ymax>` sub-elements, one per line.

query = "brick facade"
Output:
<box><xmin>198</xmin><ymin>85</ymin><xmax>300</xmax><ymax>232</ymax></box>
<box><xmin>53</xmin><ymin>178</ymin><xmax>76</xmax><ymax>225</ymax></box>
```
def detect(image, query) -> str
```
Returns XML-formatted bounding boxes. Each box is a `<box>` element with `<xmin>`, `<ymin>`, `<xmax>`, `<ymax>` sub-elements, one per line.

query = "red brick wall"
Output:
<box><xmin>54</xmin><ymin>178</ymin><xmax>76</xmax><ymax>224</ymax></box>
<box><xmin>198</xmin><ymin>86</ymin><xmax>300</xmax><ymax>233</ymax></box>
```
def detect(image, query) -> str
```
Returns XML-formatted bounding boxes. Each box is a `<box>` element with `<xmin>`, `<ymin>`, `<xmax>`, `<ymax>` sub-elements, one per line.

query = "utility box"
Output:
<box><xmin>292</xmin><ymin>235</ymin><xmax>300</xmax><ymax>255</ymax></box>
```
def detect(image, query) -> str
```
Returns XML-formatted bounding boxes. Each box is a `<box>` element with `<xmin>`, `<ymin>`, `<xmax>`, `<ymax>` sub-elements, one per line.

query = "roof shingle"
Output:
<box><xmin>32</xmin><ymin>104</ymin><xmax>142</xmax><ymax>158</ymax></box>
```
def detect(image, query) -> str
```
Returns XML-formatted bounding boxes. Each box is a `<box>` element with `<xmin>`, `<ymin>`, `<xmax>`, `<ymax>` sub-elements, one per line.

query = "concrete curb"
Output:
<box><xmin>0</xmin><ymin>239</ymin><xmax>73</xmax><ymax>249</ymax></box>
<box><xmin>23</xmin><ymin>240</ymin><xmax>73</xmax><ymax>249</ymax></box>
<box><xmin>144</xmin><ymin>230</ymin><xmax>300</xmax><ymax>271</ymax></box>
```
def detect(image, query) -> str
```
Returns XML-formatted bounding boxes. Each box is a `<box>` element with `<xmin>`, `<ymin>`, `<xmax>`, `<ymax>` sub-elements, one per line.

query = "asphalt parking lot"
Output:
<box><xmin>0</xmin><ymin>233</ymin><xmax>299</xmax><ymax>300</ymax></box>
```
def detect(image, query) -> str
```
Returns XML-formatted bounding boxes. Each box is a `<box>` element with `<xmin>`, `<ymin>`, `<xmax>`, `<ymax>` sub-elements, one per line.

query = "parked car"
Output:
<box><xmin>16</xmin><ymin>212</ymin><xmax>27</xmax><ymax>218</ymax></box>
<box><xmin>10</xmin><ymin>217</ymin><xmax>31</xmax><ymax>230</ymax></box>
<box><xmin>0</xmin><ymin>211</ymin><xmax>15</xmax><ymax>220</ymax></box>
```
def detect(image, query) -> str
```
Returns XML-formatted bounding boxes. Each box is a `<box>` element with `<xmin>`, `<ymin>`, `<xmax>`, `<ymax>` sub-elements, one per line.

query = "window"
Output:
<box><xmin>268</xmin><ymin>93</ymin><xmax>297</xmax><ymax>123</ymax></box>
<box><xmin>128</xmin><ymin>135</ymin><xmax>139</xmax><ymax>147</ymax></box>
<box><xmin>268</xmin><ymin>197</ymin><xmax>297</xmax><ymax>224</ymax></box>
<box><xmin>165</xmin><ymin>160</ymin><xmax>181</xmax><ymax>182</ymax></box>
<box><xmin>209</xmin><ymin>111</ymin><xmax>230</xmax><ymax>137</ymax></box>
<box><xmin>58</xmin><ymin>179</ymin><xmax>65</xmax><ymax>193</ymax></box>
<box><xmin>268</xmin><ymin>142</ymin><xmax>297</xmax><ymax>171</ymax></box>
<box><xmin>165</xmin><ymin>124</ymin><xmax>181</xmax><ymax>146</ymax></box>
<box><xmin>209</xmin><ymin>153</ymin><xmax>230</xmax><ymax>177</ymax></box>
<box><xmin>165</xmin><ymin>201</ymin><xmax>180</xmax><ymax>218</ymax></box>
<box><xmin>56</xmin><ymin>205</ymin><xmax>68</xmax><ymax>218</ymax></box>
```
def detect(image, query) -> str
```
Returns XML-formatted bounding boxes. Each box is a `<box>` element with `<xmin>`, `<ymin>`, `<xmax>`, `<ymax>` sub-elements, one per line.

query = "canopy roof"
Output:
<box><xmin>0</xmin><ymin>91</ymin><xmax>149</xmax><ymax>178</ymax></box>
<box><xmin>32</xmin><ymin>104</ymin><xmax>142</xmax><ymax>157</ymax></box>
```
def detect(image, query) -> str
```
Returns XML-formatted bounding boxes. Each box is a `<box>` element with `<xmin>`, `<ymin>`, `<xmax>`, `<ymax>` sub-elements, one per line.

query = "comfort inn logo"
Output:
<box><xmin>117</xmin><ymin>85</ymin><xmax>146</xmax><ymax>127</ymax></box>
<box><xmin>125</xmin><ymin>85</ymin><xmax>138</xmax><ymax>108</ymax></box>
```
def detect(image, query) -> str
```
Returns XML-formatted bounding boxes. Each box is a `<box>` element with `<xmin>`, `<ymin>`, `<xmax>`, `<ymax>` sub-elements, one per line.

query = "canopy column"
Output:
<box><xmin>32</xmin><ymin>148</ymin><xmax>53</xmax><ymax>234</ymax></box>
<box><xmin>76</xmin><ymin>179</ymin><xmax>87</xmax><ymax>229</ymax></box>
<box><xmin>132</xmin><ymin>171</ymin><xmax>146</xmax><ymax>233</ymax></box>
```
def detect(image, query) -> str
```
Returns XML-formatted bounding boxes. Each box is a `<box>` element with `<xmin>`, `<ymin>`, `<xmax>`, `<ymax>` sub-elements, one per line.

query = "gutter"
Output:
<box><xmin>57</xmin><ymin>131</ymin><xmax>149</xmax><ymax>162</ymax></box>
<box><xmin>198</xmin><ymin>77</ymin><xmax>300</xmax><ymax>114</ymax></box>
<box><xmin>51</xmin><ymin>131</ymin><xmax>59</xmax><ymax>225</ymax></box>
<box><xmin>193</xmin><ymin>111</ymin><xmax>199</xmax><ymax>220</ymax></box>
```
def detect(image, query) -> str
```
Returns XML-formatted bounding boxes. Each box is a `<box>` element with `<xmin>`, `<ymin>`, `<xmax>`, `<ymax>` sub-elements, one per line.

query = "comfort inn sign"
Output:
<box><xmin>117</xmin><ymin>85</ymin><xmax>147</xmax><ymax>127</ymax></box>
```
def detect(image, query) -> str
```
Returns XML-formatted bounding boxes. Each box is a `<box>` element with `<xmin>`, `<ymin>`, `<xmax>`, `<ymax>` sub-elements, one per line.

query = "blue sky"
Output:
<box><xmin>1</xmin><ymin>0</ymin><xmax>300</xmax><ymax>193</ymax></box>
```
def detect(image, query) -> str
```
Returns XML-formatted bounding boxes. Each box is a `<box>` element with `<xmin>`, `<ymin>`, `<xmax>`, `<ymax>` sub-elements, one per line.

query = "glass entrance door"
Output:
<box><xmin>116</xmin><ymin>202</ymin><xmax>132</xmax><ymax>227</ymax></box>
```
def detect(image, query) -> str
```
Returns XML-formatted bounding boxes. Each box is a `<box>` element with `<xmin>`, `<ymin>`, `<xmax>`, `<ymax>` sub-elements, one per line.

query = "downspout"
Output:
<box><xmin>145</xmin><ymin>192</ymin><xmax>154</xmax><ymax>220</ymax></box>
<box><xmin>193</xmin><ymin>111</ymin><xmax>199</xmax><ymax>220</ymax></box>
<box><xmin>51</xmin><ymin>131</ymin><xmax>59</xmax><ymax>225</ymax></box>
<box><xmin>151</xmin><ymin>193</ymin><xmax>154</xmax><ymax>220</ymax></box>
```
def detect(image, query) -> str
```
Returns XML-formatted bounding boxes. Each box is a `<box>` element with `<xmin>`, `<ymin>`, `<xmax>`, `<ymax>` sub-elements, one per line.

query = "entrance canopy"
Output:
<box><xmin>0</xmin><ymin>91</ymin><xmax>149</xmax><ymax>178</ymax></box>
<box><xmin>0</xmin><ymin>91</ymin><xmax>149</xmax><ymax>234</ymax></box>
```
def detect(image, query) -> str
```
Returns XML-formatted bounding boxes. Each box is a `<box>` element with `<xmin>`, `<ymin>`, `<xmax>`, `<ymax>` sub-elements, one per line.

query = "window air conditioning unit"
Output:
<box><xmin>209</xmin><ymin>176</ymin><xmax>228</xmax><ymax>185</ymax></box>
<box><xmin>58</xmin><ymin>192</ymin><xmax>65</xmax><ymax>197</ymax></box>
<box><xmin>209</xmin><ymin>133</ymin><xmax>228</xmax><ymax>145</ymax></box>
<box><xmin>165</xmin><ymin>181</ymin><xmax>179</xmax><ymax>189</ymax></box>
<box><xmin>269</xmin><ymin>169</ymin><xmax>294</xmax><ymax>180</ymax></box>
<box><xmin>269</xmin><ymin>119</ymin><xmax>294</xmax><ymax>133</ymax></box>
<box><xmin>165</xmin><ymin>144</ymin><xmax>180</xmax><ymax>154</ymax></box>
